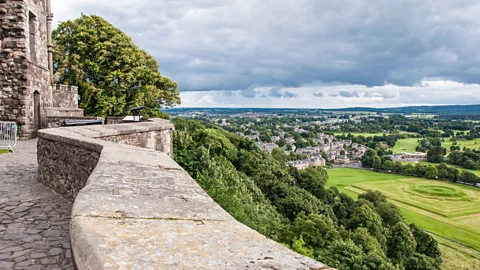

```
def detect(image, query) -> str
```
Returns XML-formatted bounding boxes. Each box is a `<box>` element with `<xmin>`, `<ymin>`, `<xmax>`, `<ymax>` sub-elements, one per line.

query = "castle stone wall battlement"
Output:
<box><xmin>52</xmin><ymin>84</ymin><xmax>79</xmax><ymax>108</ymax></box>
<box><xmin>36</xmin><ymin>119</ymin><xmax>328</xmax><ymax>269</ymax></box>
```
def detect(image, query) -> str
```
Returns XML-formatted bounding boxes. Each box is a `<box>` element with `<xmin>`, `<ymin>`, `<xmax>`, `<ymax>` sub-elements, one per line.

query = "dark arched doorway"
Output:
<box><xmin>33</xmin><ymin>91</ymin><xmax>41</xmax><ymax>133</ymax></box>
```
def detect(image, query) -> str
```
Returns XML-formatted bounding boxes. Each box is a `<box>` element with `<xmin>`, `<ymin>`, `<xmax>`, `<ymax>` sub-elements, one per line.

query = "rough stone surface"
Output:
<box><xmin>52</xmin><ymin>84</ymin><xmax>78</xmax><ymax>108</ymax></box>
<box><xmin>37</xmin><ymin>121</ymin><xmax>331</xmax><ymax>269</ymax></box>
<box><xmin>0</xmin><ymin>0</ymin><xmax>84</xmax><ymax>139</ymax></box>
<box><xmin>0</xmin><ymin>140</ymin><xmax>73</xmax><ymax>269</ymax></box>
<box><xmin>99</xmin><ymin>127</ymin><xmax>173</xmax><ymax>157</ymax></box>
<box><xmin>0</xmin><ymin>0</ymin><xmax>51</xmax><ymax>139</ymax></box>
<box><xmin>37</xmin><ymin>138</ymin><xmax>100</xmax><ymax>201</ymax></box>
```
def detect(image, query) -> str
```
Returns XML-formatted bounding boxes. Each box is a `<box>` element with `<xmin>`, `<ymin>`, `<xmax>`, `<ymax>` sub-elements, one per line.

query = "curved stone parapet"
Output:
<box><xmin>37</xmin><ymin>119</ymin><xmax>330</xmax><ymax>269</ymax></box>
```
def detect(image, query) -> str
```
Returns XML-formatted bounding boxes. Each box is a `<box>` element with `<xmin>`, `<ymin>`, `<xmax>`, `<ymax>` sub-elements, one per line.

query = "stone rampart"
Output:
<box><xmin>37</xmin><ymin>119</ymin><xmax>329</xmax><ymax>269</ymax></box>
<box><xmin>52</xmin><ymin>84</ymin><xmax>79</xmax><ymax>108</ymax></box>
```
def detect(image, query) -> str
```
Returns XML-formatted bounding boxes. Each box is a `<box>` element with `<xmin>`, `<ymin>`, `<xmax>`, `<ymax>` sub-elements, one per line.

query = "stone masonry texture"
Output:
<box><xmin>52</xmin><ymin>84</ymin><xmax>78</xmax><ymax>108</ymax></box>
<box><xmin>1</xmin><ymin>0</ymin><xmax>83</xmax><ymax>139</ymax></box>
<box><xmin>37</xmin><ymin>138</ymin><xmax>100</xmax><ymax>201</ymax></box>
<box><xmin>36</xmin><ymin>120</ymin><xmax>332</xmax><ymax>269</ymax></box>
<box><xmin>0</xmin><ymin>140</ymin><xmax>73</xmax><ymax>269</ymax></box>
<box><xmin>0</xmin><ymin>0</ymin><xmax>52</xmax><ymax>139</ymax></box>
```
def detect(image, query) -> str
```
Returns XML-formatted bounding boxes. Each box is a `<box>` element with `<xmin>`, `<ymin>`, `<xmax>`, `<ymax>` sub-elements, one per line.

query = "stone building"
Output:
<box><xmin>0</xmin><ymin>0</ymin><xmax>83</xmax><ymax>139</ymax></box>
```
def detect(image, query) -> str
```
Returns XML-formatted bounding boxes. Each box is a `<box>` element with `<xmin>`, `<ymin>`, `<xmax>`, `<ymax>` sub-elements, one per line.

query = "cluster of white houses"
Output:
<box><xmin>287</xmin><ymin>140</ymin><xmax>367</xmax><ymax>170</ymax></box>
<box><xmin>255</xmin><ymin>133</ymin><xmax>368</xmax><ymax>170</ymax></box>
<box><xmin>287</xmin><ymin>157</ymin><xmax>326</xmax><ymax>170</ymax></box>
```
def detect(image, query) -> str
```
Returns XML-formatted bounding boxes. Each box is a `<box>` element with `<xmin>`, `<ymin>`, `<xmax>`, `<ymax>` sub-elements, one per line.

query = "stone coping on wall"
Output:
<box><xmin>37</xmin><ymin>120</ymin><xmax>330</xmax><ymax>269</ymax></box>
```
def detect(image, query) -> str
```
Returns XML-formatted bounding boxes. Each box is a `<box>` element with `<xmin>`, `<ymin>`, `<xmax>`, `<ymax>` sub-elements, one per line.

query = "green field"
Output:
<box><xmin>391</xmin><ymin>137</ymin><xmax>480</xmax><ymax>154</ymax></box>
<box><xmin>391</xmin><ymin>138</ymin><xmax>419</xmax><ymax>154</ymax></box>
<box><xmin>327</xmin><ymin>168</ymin><xmax>480</xmax><ymax>267</ymax></box>
<box><xmin>0</xmin><ymin>149</ymin><xmax>9</xmax><ymax>154</ymax></box>
<box><xmin>401</xmin><ymin>161</ymin><xmax>480</xmax><ymax>177</ymax></box>
<box><xmin>443</xmin><ymin>138</ymin><xmax>480</xmax><ymax>151</ymax></box>
<box><xmin>434</xmin><ymin>233</ymin><xmax>480</xmax><ymax>270</ymax></box>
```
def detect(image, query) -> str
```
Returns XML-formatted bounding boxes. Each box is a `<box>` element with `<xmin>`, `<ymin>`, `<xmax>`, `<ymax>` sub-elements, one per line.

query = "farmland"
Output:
<box><xmin>327</xmin><ymin>168</ymin><xmax>480</xmax><ymax>268</ymax></box>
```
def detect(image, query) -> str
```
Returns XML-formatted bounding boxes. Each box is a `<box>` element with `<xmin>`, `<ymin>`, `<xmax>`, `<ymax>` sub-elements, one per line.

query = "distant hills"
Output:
<box><xmin>328</xmin><ymin>104</ymin><xmax>480</xmax><ymax>114</ymax></box>
<box><xmin>165</xmin><ymin>104</ymin><xmax>480</xmax><ymax>115</ymax></box>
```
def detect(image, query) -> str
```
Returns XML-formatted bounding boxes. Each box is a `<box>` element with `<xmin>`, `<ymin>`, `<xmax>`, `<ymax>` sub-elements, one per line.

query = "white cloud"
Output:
<box><xmin>179</xmin><ymin>80</ymin><xmax>480</xmax><ymax>108</ymax></box>
<box><xmin>52</xmin><ymin>0</ymin><xmax>480</xmax><ymax>107</ymax></box>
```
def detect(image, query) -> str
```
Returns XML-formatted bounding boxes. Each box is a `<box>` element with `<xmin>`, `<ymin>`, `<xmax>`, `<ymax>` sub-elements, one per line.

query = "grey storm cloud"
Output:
<box><xmin>313</xmin><ymin>92</ymin><xmax>324</xmax><ymax>97</ymax></box>
<box><xmin>270</xmin><ymin>87</ymin><xmax>298</xmax><ymax>98</ymax></box>
<box><xmin>338</xmin><ymin>91</ymin><xmax>360</xmax><ymax>98</ymax></box>
<box><xmin>223</xmin><ymin>91</ymin><xmax>234</xmax><ymax>97</ymax></box>
<box><xmin>363</xmin><ymin>92</ymin><xmax>397</xmax><ymax>99</ymax></box>
<box><xmin>54</xmin><ymin>0</ymin><xmax>480</xmax><ymax>95</ymax></box>
<box><xmin>241</xmin><ymin>86</ymin><xmax>257</xmax><ymax>98</ymax></box>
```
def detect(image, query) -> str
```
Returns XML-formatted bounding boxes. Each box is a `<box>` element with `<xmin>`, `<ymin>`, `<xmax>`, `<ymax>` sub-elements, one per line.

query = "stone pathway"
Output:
<box><xmin>0</xmin><ymin>140</ymin><xmax>73</xmax><ymax>269</ymax></box>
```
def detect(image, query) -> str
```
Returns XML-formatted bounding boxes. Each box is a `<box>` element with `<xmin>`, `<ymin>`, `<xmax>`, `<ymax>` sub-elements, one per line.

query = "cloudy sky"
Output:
<box><xmin>53</xmin><ymin>0</ymin><xmax>480</xmax><ymax>108</ymax></box>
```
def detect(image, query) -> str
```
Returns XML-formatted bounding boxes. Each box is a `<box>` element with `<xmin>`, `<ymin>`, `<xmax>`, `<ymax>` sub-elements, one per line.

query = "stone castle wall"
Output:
<box><xmin>99</xmin><ymin>127</ymin><xmax>173</xmax><ymax>157</ymax></box>
<box><xmin>36</xmin><ymin>120</ymin><xmax>330</xmax><ymax>269</ymax></box>
<box><xmin>1</xmin><ymin>0</ymin><xmax>53</xmax><ymax>139</ymax></box>
<box><xmin>0</xmin><ymin>1</ymin><xmax>30</xmax><ymax>127</ymax></box>
<box><xmin>52</xmin><ymin>84</ymin><xmax>78</xmax><ymax>108</ymax></box>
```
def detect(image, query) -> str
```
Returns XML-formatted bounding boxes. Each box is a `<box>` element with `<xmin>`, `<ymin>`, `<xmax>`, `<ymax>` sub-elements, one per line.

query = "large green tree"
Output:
<box><xmin>53</xmin><ymin>15</ymin><xmax>180</xmax><ymax>117</ymax></box>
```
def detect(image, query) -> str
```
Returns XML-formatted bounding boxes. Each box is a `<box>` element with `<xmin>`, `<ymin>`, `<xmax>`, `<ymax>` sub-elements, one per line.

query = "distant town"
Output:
<box><xmin>169</xmin><ymin>108</ymin><xmax>453</xmax><ymax>170</ymax></box>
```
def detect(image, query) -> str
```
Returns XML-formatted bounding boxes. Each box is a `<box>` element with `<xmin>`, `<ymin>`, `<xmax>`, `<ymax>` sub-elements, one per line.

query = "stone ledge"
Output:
<box><xmin>37</xmin><ymin>120</ymin><xmax>329</xmax><ymax>269</ymax></box>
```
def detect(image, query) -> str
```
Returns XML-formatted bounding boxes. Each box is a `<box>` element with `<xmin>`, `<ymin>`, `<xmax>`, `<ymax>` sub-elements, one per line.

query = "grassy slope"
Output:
<box><xmin>443</xmin><ymin>138</ymin><xmax>480</xmax><ymax>151</ymax></box>
<box><xmin>434</xmin><ymin>233</ymin><xmax>480</xmax><ymax>270</ymax></box>
<box><xmin>391</xmin><ymin>138</ymin><xmax>419</xmax><ymax>154</ymax></box>
<box><xmin>392</xmin><ymin>137</ymin><xmax>480</xmax><ymax>154</ymax></box>
<box><xmin>327</xmin><ymin>168</ymin><xmax>480</xmax><ymax>268</ymax></box>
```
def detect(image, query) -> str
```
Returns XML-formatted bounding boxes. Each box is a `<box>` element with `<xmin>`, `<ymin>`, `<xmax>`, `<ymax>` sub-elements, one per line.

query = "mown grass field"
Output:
<box><xmin>443</xmin><ymin>138</ymin><xmax>480</xmax><ymax>151</ymax></box>
<box><xmin>434</xmin><ymin>233</ymin><xmax>480</xmax><ymax>270</ymax></box>
<box><xmin>327</xmin><ymin>168</ymin><xmax>480</xmax><ymax>269</ymax></box>
<box><xmin>391</xmin><ymin>137</ymin><xmax>480</xmax><ymax>154</ymax></box>
<box><xmin>391</xmin><ymin>138</ymin><xmax>419</xmax><ymax>153</ymax></box>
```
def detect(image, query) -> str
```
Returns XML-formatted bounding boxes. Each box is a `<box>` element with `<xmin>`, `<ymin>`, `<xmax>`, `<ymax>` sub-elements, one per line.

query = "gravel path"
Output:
<box><xmin>0</xmin><ymin>140</ymin><xmax>73</xmax><ymax>269</ymax></box>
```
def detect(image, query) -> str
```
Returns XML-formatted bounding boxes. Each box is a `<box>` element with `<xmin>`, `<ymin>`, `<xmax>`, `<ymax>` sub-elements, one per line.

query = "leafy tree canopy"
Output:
<box><xmin>53</xmin><ymin>14</ymin><xmax>180</xmax><ymax>118</ymax></box>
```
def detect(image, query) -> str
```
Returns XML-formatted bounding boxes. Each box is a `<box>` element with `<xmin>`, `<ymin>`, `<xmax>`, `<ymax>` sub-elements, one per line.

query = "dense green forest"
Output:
<box><xmin>172</xmin><ymin>118</ymin><xmax>442</xmax><ymax>270</ymax></box>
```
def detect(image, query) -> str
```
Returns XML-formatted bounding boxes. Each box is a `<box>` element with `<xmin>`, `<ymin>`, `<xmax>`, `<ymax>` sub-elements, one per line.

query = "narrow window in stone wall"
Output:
<box><xmin>29</xmin><ymin>11</ymin><xmax>37</xmax><ymax>64</ymax></box>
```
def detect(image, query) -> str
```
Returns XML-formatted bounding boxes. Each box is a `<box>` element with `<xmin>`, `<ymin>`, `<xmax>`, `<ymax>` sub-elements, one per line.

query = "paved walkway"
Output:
<box><xmin>0</xmin><ymin>140</ymin><xmax>73</xmax><ymax>269</ymax></box>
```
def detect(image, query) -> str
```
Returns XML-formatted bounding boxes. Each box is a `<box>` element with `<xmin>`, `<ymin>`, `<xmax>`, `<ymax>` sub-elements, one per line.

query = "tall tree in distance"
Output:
<box><xmin>53</xmin><ymin>14</ymin><xmax>180</xmax><ymax>118</ymax></box>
